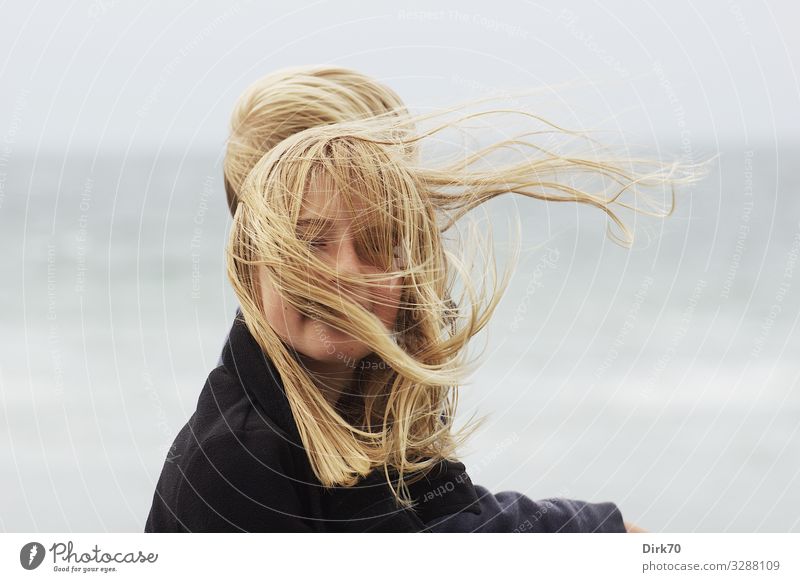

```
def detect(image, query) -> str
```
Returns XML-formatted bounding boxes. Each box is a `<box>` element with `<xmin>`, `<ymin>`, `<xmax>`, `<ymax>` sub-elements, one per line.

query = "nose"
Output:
<box><xmin>328</xmin><ymin>236</ymin><xmax>373</xmax><ymax>312</ymax></box>
<box><xmin>333</xmin><ymin>234</ymin><xmax>364</xmax><ymax>274</ymax></box>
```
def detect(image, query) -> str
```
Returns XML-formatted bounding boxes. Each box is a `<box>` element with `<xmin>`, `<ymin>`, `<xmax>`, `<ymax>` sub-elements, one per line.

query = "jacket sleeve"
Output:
<box><xmin>424</xmin><ymin>484</ymin><xmax>627</xmax><ymax>533</ymax></box>
<box><xmin>175</xmin><ymin>431</ymin><xmax>315</xmax><ymax>532</ymax></box>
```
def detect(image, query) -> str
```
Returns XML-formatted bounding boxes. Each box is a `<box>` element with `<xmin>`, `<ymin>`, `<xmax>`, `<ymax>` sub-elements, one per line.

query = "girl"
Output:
<box><xmin>145</xmin><ymin>66</ymin><xmax>700</xmax><ymax>533</ymax></box>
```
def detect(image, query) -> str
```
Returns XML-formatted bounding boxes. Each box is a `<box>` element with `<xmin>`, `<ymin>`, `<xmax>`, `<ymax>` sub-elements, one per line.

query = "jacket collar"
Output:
<box><xmin>220</xmin><ymin>311</ymin><xmax>305</xmax><ymax>447</ymax></box>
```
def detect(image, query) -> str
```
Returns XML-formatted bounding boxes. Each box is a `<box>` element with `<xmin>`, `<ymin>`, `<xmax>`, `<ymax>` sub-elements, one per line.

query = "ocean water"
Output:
<box><xmin>1</xmin><ymin>144</ymin><xmax>798</xmax><ymax>532</ymax></box>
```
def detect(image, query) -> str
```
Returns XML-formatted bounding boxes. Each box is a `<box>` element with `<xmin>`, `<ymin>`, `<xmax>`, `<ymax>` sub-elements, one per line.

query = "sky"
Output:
<box><xmin>0</xmin><ymin>0</ymin><xmax>798</xmax><ymax>154</ymax></box>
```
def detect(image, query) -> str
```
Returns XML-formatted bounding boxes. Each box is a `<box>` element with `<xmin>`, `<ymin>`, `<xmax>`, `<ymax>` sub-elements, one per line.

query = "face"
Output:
<box><xmin>257</xmin><ymin>176</ymin><xmax>403</xmax><ymax>369</ymax></box>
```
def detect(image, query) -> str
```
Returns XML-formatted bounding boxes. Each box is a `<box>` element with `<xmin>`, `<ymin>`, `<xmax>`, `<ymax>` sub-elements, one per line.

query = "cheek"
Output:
<box><xmin>258</xmin><ymin>270</ymin><xmax>306</xmax><ymax>340</ymax></box>
<box><xmin>373</xmin><ymin>276</ymin><xmax>404</xmax><ymax>326</ymax></box>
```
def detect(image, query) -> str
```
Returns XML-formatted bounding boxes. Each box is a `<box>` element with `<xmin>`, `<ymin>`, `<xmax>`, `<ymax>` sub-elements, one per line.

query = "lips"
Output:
<box><xmin>300</xmin><ymin>301</ymin><xmax>375</xmax><ymax>317</ymax></box>
<box><xmin>300</xmin><ymin>299</ymin><xmax>372</xmax><ymax>313</ymax></box>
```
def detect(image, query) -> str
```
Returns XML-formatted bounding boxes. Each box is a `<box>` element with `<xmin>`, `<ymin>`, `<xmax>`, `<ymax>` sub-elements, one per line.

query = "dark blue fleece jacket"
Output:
<box><xmin>145</xmin><ymin>313</ymin><xmax>625</xmax><ymax>533</ymax></box>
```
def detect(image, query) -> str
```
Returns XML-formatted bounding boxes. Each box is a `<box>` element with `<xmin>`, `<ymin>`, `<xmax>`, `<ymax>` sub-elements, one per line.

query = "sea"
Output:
<box><xmin>1</xmin><ymin>142</ymin><xmax>798</xmax><ymax>532</ymax></box>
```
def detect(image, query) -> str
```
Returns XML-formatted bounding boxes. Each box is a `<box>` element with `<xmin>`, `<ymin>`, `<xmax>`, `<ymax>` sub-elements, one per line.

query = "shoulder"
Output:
<box><xmin>183</xmin><ymin>429</ymin><xmax>295</xmax><ymax>478</ymax></box>
<box><xmin>175</xmin><ymin>430</ymin><xmax>313</xmax><ymax>532</ymax></box>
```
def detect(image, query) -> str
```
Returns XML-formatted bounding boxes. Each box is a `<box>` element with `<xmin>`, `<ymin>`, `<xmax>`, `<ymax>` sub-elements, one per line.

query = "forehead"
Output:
<box><xmin>298</xmin><ymin>173</ymin><xmax>371</xmax><ymax>227</ymax></box>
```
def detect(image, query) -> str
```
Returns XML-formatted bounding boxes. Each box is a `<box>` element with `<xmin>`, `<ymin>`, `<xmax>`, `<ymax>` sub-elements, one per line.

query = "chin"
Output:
<box><xmin>296</xmin><ymin>320</ymin><xmax>371</xmax><ymax>360</ymax></box>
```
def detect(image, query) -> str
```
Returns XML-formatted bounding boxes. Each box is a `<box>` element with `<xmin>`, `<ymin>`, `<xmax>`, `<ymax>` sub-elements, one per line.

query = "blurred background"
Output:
<box><xmin>1</xmin><ymin>0</ymin><xmax>798</xmax><ymax>532</ymax></box>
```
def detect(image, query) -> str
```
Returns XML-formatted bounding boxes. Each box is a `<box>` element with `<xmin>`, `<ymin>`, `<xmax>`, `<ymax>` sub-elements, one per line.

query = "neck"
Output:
<box><xmin>296</xmin><ymin>354</ymin><xmax>361</xmax><ymax>408</ymax></box>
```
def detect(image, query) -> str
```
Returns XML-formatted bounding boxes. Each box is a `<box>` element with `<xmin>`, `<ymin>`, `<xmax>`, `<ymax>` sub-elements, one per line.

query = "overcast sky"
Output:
<box><xmin>1</xmin><ymin>0</ymin><xmax>797</xmax><ymax>153</ymax></box>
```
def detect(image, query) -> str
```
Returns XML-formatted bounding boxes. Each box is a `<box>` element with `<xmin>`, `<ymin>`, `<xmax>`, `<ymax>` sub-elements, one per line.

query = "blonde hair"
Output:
<box><xmin>226</xmin><ymin>87</ymin><xmax>709</xmax><ymax>509</ymax></box>
<box><xmin>223</xmin><ymin>65</ymin><xmax>409</xmax><ymax>215</ymax></box>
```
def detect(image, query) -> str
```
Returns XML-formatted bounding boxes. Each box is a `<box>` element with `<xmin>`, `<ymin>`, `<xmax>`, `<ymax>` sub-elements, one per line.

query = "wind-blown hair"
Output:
<box><xmin>223</xmin><ymin>65</ymin><xmax>408</xmax><ymax>215</ymax></box>
<box><xmin>226</xmin><ymin>99</ymin><xmax>708</xmax><ymax>509</ymax></box>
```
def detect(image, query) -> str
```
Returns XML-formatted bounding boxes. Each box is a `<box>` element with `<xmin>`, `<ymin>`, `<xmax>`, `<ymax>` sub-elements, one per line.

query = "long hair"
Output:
<box><xmin>226</xmin><ymin>95</ymin><xmax>709</xmax><ymax>509</ymax></box>
<box><xmin>223</xmin><ymin>65</ymin><xmax>409</xmax><ymax>215</ymax></box>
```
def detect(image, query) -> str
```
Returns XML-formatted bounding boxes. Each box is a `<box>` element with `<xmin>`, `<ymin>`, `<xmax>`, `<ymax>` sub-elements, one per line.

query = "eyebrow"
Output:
<box><xmin>296</xmin><ymin>215</ymin><xmax>385</xmax><ymax>232</ymax></box>
<box><xmin>296</xmin><ymin>217</ymin><xmax>334</xmax><ymax>228</ymax></box>
<box><xmin>295</xmin><ymin>218</ymin><xmax>337</xmax><ymax>238</ymax></box>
